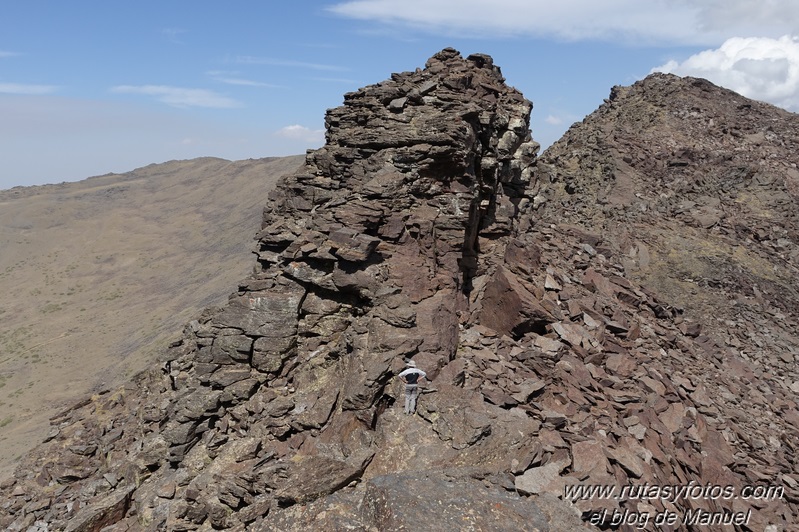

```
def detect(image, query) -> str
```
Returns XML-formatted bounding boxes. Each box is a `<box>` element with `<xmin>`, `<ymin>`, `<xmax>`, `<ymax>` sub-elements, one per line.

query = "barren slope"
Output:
<box><xmin>0</xmin><ymin>155</ymin><xmax>302</xmax><ymax>477</ymax></box>
<box><xmin>536</xmin><ymin>74</ymin><xmax>799</xmax><ymax>442</ymax></box>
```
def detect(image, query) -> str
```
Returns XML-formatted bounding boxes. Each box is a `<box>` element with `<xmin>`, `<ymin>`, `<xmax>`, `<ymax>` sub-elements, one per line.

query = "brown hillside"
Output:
<box><xmin>536</xmin><ymin>73</ymin><xmax>799</xmax><ymax>477</ymax></box>
<box><xmin>0</xmin><ymin>155</ymin><xmax>302</xmax><ymax>477</ymax></box>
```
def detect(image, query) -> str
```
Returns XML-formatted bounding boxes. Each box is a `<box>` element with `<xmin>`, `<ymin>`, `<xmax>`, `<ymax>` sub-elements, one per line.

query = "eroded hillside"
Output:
<box><xmin>0</xmin><ymin>156</ymin><xmax>302</xmax><ymax>478</ymax></box>
<box><xmin>1</xmin><ymin>51</ymin><xmax>797</xmax><ymax>531</ymax></box>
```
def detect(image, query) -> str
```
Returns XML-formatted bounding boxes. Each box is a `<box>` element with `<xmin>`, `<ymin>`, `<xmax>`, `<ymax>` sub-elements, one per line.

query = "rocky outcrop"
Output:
<box><xmin>1</xmin><ymin>51</ymin><xmax>798</xmax><ymax>531</ymax></box>
<box><xmin>533</xmin><ymin>74</ymin><xmax>799</xmax><ymax>526</ymax></box>
<box><xmin>0</xmin><ymin>48</ymin><xmax>559</xmax><ymax>531</ymax></box>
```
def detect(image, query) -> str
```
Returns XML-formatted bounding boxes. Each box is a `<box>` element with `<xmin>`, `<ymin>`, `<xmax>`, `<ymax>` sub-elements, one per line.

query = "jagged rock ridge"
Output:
<box><xmin>1</xmin><ymin>50</ymin><xmax>798</xmax><ymax>531</ymax></box>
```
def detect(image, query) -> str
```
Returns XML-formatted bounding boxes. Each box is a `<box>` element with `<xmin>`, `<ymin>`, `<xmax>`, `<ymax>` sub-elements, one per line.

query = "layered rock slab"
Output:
<box><xmin>0</xmin><ymin>49</ymin><xmax>553</xmax><ymax>531</ymax></box>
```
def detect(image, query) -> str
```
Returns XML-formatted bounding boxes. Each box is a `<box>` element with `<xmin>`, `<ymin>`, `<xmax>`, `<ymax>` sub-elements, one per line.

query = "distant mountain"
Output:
<box><xmin>1</xmin><ymin>50</ymin><xmax>797</xmax><ymax>530</ymax></box>
<box><xmin>0</xmin><ymin>155</ymin><xmax>303</xmax><ymax>478</ymax></box>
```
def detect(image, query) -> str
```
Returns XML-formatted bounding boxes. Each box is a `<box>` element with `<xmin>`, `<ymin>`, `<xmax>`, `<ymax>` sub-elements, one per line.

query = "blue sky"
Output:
<box><xmin>2</xmin><ymin>1</ymin><xmax>798</xmax><ymax>190</ymax></box>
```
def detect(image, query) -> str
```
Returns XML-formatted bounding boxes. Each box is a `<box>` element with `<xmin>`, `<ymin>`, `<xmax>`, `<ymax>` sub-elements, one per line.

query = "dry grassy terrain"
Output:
<box><xmin>0</xmin><ymin>155</ymin><xmax>303</xmax><ymax>477</ymax></box>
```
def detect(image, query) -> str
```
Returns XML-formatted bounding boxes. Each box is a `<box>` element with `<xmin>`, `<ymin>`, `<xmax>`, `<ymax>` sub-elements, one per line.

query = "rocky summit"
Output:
<box><xmin>1</xmin><ymin>48</ymin><xmax>798</xmax><ymax>531</ymax></box>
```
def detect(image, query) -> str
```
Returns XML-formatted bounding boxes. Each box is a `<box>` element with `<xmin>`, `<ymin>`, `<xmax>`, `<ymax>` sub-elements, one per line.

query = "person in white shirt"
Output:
<box><xmin>399</xmin><ymin>360</ymin><xmax>427</xmax><ymax>415</ymax></box>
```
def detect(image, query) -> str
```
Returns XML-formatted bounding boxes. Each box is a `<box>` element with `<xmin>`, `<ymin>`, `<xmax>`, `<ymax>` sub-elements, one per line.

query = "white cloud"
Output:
<box><xmin>687</xmin><ymin>0</ymin><xmax>799</xmax><ymax>37</ymax></box>
<box><xmin>544</xmin><ymin>115</ymin><xmax>564</xmax><ymax>126</ymax></box>
<box><xmin>236</xmin><ymin>56</ymin><xmax>348</xmax><ymax>71</ymax></box>
<box><xmin>275</xmin><ymin>124</ymin><xmax>325</xmax><ymax>144</ymax></box>
<box><xmin>328</xmin><ymin>0</ymin><xmax>799</xmax><ymax>45</ymax></box>
<box><xmin>654</xmin><ymin>35</ymin><xmax>799</xmax><ymax>112</ymax></box>
<box><xmin>216</xmin><ymin>77</ymin><xmax>281</xmax><ymax>87</ymax></box>
<box><xmin>206</xmin><ymin>71</ymin><xmax>282</xmax><ymax>88</ymax></box>
<box><xmin>0</xmin><ymin>51</ymin><xmax>20</xmax><ymax>58</ymax></box>
<box><xmin>111</xmin><ymin>85</ymin><xmax>241</xmax><ymax>108</ymax></box>
<box><xmin>0</xmin><ymin>83</ymin><xmax>58</xmax><ymax>95</ymax></box>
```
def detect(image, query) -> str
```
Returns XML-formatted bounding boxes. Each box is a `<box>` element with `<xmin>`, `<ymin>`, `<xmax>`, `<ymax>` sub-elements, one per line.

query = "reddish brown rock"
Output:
<box><xmin>2</xmin><ymin>52</ymin><xmax>799</xmax><ymax>532</ymax></box>
<box><xmin>479</xmin><ymin>266</ymin><xmax>555</xmax><ymax>337</ymax></box>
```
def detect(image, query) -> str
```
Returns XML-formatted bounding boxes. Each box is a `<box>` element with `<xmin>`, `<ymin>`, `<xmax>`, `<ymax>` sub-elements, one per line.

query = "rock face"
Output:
<box><xmin>533</xmin><ymin>74</ymin><xmax>799</xmax><ymax>527</ymax></box>
<box><xmin>1</xmin><ymin>50</ymin><xmax>798</xmax><ymax>531</ymax></box>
